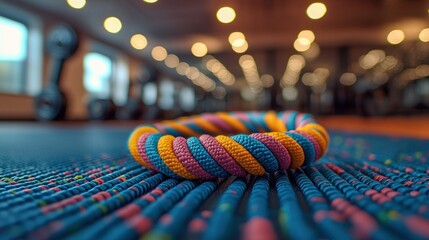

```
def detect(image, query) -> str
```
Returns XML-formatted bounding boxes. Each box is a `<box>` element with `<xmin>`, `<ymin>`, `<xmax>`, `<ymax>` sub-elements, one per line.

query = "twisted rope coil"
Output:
<box><xmin>128</xmin><ymin>111</ymin><xmax>329</xmax><ymax>180</ymax></box>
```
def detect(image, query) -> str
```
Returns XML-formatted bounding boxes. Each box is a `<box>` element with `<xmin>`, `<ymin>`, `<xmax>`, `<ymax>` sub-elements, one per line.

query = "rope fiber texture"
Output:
<box><xmin>128</xmin><ymin>111</ymin><xmax>329</xmax><ymax>180</ymax></box>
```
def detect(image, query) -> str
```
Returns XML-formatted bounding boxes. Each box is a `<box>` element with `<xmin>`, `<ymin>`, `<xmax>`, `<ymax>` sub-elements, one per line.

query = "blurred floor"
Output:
<box><xmin>1</xmin><ymin>118</ymin><xmax>429</xmax><ymax>239</ymax></box>
<box><xmin>318</xmin><ymin>115</ymin><xmax>429</xmax><ymax>139</ymax></box>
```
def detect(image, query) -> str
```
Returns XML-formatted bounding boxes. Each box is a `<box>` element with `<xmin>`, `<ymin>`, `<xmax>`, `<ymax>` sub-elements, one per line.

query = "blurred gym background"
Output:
<box><xmin>1</xmin><ymin>0</ymin><xmax>429</xmax><ymax>121</ymax></box>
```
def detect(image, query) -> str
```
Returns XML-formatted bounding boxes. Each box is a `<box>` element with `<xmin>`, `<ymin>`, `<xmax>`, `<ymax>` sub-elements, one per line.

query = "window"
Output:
<box><xmin>142</xmin><ymin>82</ymin><xmax>157</xmax><ymax>105</ymax></box>
<box><xmin>0</xmin><ymin>16</ymin><xmax>28</xmax><ymax>93</ymax></box>
<box><xmin>179</xmin><ymin>86</ymin><xmax>195</xmax><ymax>112</ymax></box>
<box><xmin>159</xmin><ymin>79</ymin><xmax>175</xmax><ymax>110</ymax></box>
<box><xmin>0</xmin><ymin>3</ymin><xmax>43</xmax><ymax>96</ymax></box>
<box><xmin>83</xmin><ymin>44</ymin><xmax>129</xmax><ymax>106</ymax></box>
<box><xmin>83</xmin><ymin>52</ymin><xmax>112</xmax><ymax>99</ymax></box>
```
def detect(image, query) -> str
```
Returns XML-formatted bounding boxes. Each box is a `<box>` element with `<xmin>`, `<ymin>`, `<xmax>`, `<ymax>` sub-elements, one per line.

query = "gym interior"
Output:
<box><xmin>1</xmin><ymin>1</ymin><xmax>429</xmax><ymax>239</ymax></box>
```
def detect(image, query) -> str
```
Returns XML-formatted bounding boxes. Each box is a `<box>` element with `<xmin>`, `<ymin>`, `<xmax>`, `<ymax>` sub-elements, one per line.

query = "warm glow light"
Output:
<box><xmin>212</xmin><ymin>86</ymin><xmax>226</xmax><ymax>99</ymax></box>
<box><xmin>231</xmin><ymin>38</ymin><xmax>246</xmax><ymax>47</ymax></box>
<box><xmin>67</xmin><ymin>0</ymin><xmax>86</xmax><ymax>9</ymax></box>
<box><xmin>176</xmin><ymin>62</ymin><xmax>189</xmax><ymax>75</ymax></box>
<box><xmin>151</xmin><ymin>46</ymin><xmax>167</xmax><ymax>61</ymax></box>
<box><xmin>239</xmin><ymin>55</ymin><xmax>255</xmax><ymax>69</ymax></box>
<box><xmin>298</xmin><ymin>30</ymin><xmax>315</xmax><ymax>43</ymax></box>
<box><xmin>419</xmin><ymin>28</ymin><xmax>429</xmax><ymax>42</ymax></box>
<box><xmin>186</xmin><ymin>67</ymin><xmax>200</xmax><ymax>80</ymax></box>
<box><xmin>216</xmin><ymin>7</ymin><xmax>236</xmax><ymax>24</ymax></box>
<box><xmin>340</xmin><ymin>73</ymin><xmax>357</xmax><ymax>86</ymax></box>
<box><xmin>359</xmin><ymin>49</ymin><xmax>385</xmax><ymax>70</ymax></box>
<box><xmin>191</xmin><ymin>42</ymin><xmax>208</xmax><ymax>57</ymax></box>
<box><xmin>297</xmin><ymin>37</ymin><xmax>311</xmax><ymax>46</ymax></box>
<box><xmin>104</xmin><ymin>17</ymin><xmax>122</xmax><ymax>33</ymax></box>
<box><xmin>306</xmin><ymin>3</ymin><xmax>327</xmax><ymax>20</ymax></box>
<box><xmin>288</xmin><ymin>55</ymin><xmax>306</xmax><ymax>71</ymax></box>
<box><xmin>205</xmin><ymin>58</ymin><xmax>216</xmax><ymax>71</ymax></box>
<box><xmin>130</xmin><ymin>34</ymin><xmax>147</xmax><ymax>50</ymax></box>
<box><xmin>164</xmin><ymin>54</ymin><xmax>179</xmax><ymax>68</ymax></box>
<box><xmin>211</xmin><ymin>62</ymin><xmax>222</xmax><ymax>72</ymax></box>
<box><xmin>303</xmin><ymin>43</ymin><xmax>320</xmax><ymax>60</ymax></box>
<box><xmin>387</xmin><ymin>29</ymin><xmax>405</xmax><ymax>45</ymax></box>
<box><xmin>232</xmin><ymin>40</ymin><xmax>248</xmax><ymax>53</ymax></box>
<box><xmin>294</xmin><ymin>38</ymin><xmax>311</xmax><ymax>52</ymax></box>
<box><xmin>143</xmin><ymin>0</ymin><xmax>158</xmax><ymax>3</ymax></box>
<box><xmin>261</xmin><ymin>74</ymin><xmax>274</xmax><ymax>88</ymax></box>
<box><xmin>228</xmin><ymin>32</ymin><xmax>245</xmax><ymax>45</ymax></box>
<box><xmin>282</xmin><ymin>87</ymin><xmax>298</xmax><ymax>101</ymax></box>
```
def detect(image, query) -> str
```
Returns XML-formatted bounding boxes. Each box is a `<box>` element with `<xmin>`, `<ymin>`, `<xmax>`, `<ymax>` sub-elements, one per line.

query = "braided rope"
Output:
<box><xmin>128</xmin><ymin>111</ymin><xmax>329</xmax><ymax>180</ymax></box>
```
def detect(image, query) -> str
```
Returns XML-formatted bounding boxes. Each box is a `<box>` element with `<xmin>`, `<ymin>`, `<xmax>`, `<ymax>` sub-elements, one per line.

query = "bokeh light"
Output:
<box><xmin>130</xmin><ymin>34</ymin><xmax>147</xmax><ymax>50</ymax></box>
<box><xmin>67</xmin><ymin>0</ymin><xmax>86</xmax><ymax>9</ymax></box>
<box><xmin>191</xmin><ymin>42</ymin><xmax>208</xmax><ymax>57</ymax></box>
<box><xmin>216</xmin><ymin>7</ymin><xmax>236</xmax><ymax>24</ymax></box>
<box><xmin>387</xmin><ymin>29</ymin><xmax>405</xmax><ymax>45</ymax></box>
<box><xmin>419</xmin><ymin>28</ymin><xmax>429</xmax><ymax>42</ymax></box>
<box><xmin>104</xmin><ymin>17</ymin><xmax>122</xmax><ymax>33</ymax></box>
<box><xmin>298</xmin><ymin>30</ymin><xmax>315</xmax><ymax>43</ymax></box>
<box><xmin>306</xmin><ymin>3</ymin><xmax>327</xmax><ymax>20</ymax></box>
<box><xmin>151</xmin><ymin>46</ymin><xmax>168</xmax><ymax>61</ymax></box>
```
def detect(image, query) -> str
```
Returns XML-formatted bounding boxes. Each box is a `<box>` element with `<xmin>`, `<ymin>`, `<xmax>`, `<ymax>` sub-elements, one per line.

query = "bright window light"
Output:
<box><xmin>83</xmin><ymin>52</ymin><xmax>112</xmax><ymax>98</ymax></box>
<box><xmin>0</xmin><ymin>16</ymin><xmax>27</xmax><ymax>61</ymax></box>
<box><xmin>0</xmin><ymin>15</ymin><xmax>28</xmax><ymax>94</ymax></box>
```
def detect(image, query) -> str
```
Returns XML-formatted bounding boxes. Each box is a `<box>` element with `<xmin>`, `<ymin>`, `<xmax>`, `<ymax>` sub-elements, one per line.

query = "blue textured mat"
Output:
<box><xmin>0</xmin><ymin>124</ymin><xmax>428</xmax><ymax>240</ymax></box>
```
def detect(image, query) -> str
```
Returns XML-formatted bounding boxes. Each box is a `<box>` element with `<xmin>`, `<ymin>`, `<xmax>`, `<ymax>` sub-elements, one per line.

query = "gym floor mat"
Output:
<box><xmin>0</xmin><ymin>123</ymin><xmax>428</xmax><ymax>240</ymax></box>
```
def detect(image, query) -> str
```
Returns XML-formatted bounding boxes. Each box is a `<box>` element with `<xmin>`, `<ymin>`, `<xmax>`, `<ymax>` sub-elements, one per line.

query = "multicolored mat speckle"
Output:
<box><xmin>0</xmin><ymin>125</ymin><xmax>428</xmax><ymax>240</ymax></box>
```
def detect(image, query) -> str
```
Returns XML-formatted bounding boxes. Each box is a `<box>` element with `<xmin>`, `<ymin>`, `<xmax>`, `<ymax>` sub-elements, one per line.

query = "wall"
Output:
<box><xmin>0</xmin><ymin>4</ymin><xmax>145</xmax><ymax>120</ymax></box>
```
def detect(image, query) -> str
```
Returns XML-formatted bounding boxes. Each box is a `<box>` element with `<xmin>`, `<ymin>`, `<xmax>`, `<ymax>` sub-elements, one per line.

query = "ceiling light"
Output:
<box><xmin>143</xmin><ymin>0</ymin><xmax>158</xmax><ymax>3</ymax></box>
<box><xmin>212</xmin><ymin>86</ymin><xmax>226</xmax><ymax>99</ymax></box>
<box><xmin>261</xmin><ymin>74</ymin><xmax>274</xmax><ymax>88</ymax></box>
<box><xmin>314</xmin><ymin>68</ymin><xmax>330</xmax><ymax>79</ymax></box>
<box><xmin>130</xmin><ymin>34</ymin><xmax>147</xmax><ymax>50</ymax></box>
<box><xmin>216</xmin><ymin>7</ymin><xmax>236</xmax><ymax>24</ymax></box>
<box><xmin>282</xmin><ymin>86</ymin><xmax>298</xmax><ymax>101</ymax></box>
<box><xmin>302</xmin><ymin>43</ymin><xmax>320</xmax><ymax>60</ymax></box>
<box><xmin>387</xmin><ymin>29</ymin><xmax>405</xmax><ymax>45</ymax></box>
<box><xmin>228</xmin><ymin>32</ymin><xmax>245</xmax><ymax>45</ymax></box>
<box><xmin>239</xmin><ymin>55</ymin><xmax>254</xmax><ymax>65</ymax></box>
<box><xmin>104</xmin><ymin>17</ymin><xmax>122</xmax><ymax>33</ymax></box>
<box><xmin>67</xmin><ymin>0</ymin><xmax>86</xmax><ymax>9</ymax></box>
<box><xmin>231</xmin><ymin>38</ymin><xmax>246</xmax><ymax>47</ymax></box>
<box><xmin>232</xmin><ymin>40</ymin><xmax>248</xmax><ymax>53</ymax></box>
<box><xmin>288</xmin><ymin>55</ymin><xmax>306</xmax><ymax>71</ymax></box>
<box><xmin>298</xmin><ymin>30</ymin><xmax>315</xmax><ymax>43</ymax></box>
<box><xmin>306</xmin><ymin>3</ymin><xmax>327</xmax><ymax>20</ymax></box>
<box><xmin>302</xmin><ymin>73</ymin><xmax>318</xmax><ymax>86</ymax></box>
<box><xmin>340</xmin><ymin>73</ymin><xmax>357</xmax><ymax>86</ymax></box>
<box><xmin>176</xmin><ymin>62</ymin><xmax>189</xmax><ymax>75</ymax></box>
<box><xmin>240</xmin><ymin>59</ymin><xmax>254</xmax><ymax>69</ymax></box>
<box><xmin>297</xmin><ymin>37</ymin><xmax>311</xmax><ymax>46</ymax></box>
<box><xmin>191</xmin><ymin>42</ymin><xmax>208</xmax><ymax>57</ymax></box>
<box><xmin>164</xmin><ymin>54</ymin><xmax>179</xmax><ymax>68</ymax></box>
<box><xmin>419</xmin><ymin>28</ymin><xmax>429</xmax><ymax>42</ymax></box>
<box><xmin>294</xmin><ymin>39</ymin><xmax>311</xmax><ymax>52</ymax></box>
<box><xmin>211</xmin><ymin>62</ymin><xmax>222</xmax><ymax>73</ymax></box>
<box><xmin>151</xmin><ymin>46</ymin><xmax>167</xmax><ymax>61</ymax></box>
<box><xmin>205</xmin><ymin>58</ymin><xmax>217</xmax><ymax>70</ymax></box>
<box><xmin>186</xmin><ymin>67</ymin><xmax>200</xmax><ymax>80</ymax></box>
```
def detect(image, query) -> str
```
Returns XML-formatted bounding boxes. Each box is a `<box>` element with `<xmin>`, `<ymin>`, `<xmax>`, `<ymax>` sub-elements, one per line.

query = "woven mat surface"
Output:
<box><xmin>0</xmin><ymin>124</ymin><xmax>428</xmax><ymax>240</ymax></box>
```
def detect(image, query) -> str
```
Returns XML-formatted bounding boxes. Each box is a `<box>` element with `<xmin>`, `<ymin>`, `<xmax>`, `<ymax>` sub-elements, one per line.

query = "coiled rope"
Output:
<box><xmin>128</xmin><ymin>111</ymin><xmax>329</xmax><ymax>180</ymax></box>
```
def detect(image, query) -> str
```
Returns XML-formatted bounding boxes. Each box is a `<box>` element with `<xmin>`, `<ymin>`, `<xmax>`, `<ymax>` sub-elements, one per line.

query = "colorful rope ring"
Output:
<box><xmin>128</xmin><ymin>111</ymin><xmax>329</xmax><ymax>180</ymax></box>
